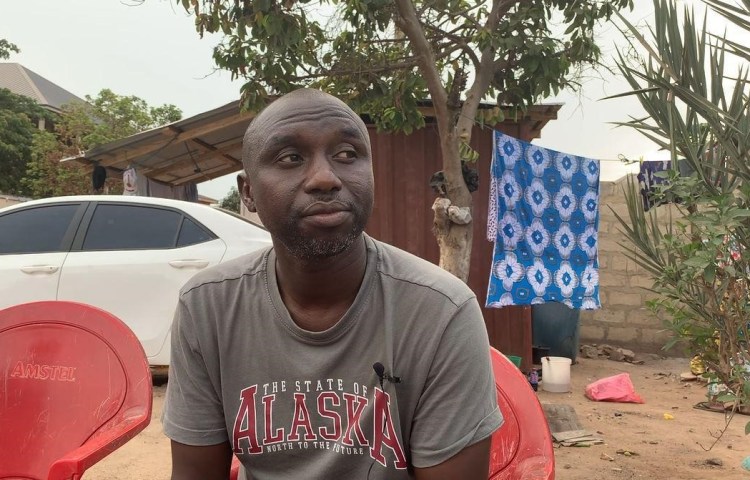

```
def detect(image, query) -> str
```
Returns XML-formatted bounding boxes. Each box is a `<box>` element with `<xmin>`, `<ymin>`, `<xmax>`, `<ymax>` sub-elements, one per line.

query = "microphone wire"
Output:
<box><xmin>366</xmin><ymin>363</ymin><xmax>392</xmax><ymax>480</ymax></box>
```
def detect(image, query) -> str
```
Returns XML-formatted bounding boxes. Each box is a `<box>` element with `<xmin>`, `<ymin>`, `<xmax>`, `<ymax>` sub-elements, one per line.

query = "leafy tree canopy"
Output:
<box><xmin>219</xmin><ymin>186</ymin><xmax>241</xmax><ymax>213</ymax></box>
<box><xmin>183</xmin><ymin>0</ymin><xmax>632</xmax><ymax>132</ymax></box>
<box><xmin>0</xmin><ymin>88</ymin><xmax>51</xmax><ymax>194</ymax></box>
<box><xmin>21</xmin><ymin>89</ymin><xmax>182</xmax><ymax>198</ymax></box>
<box><xmin>0</xmin><ymin>39</ymin><xmax>19</xmax><ymax>60</ymax></box>
<box><xmin>82</xmin><ymin>89</ymin><xmax>183</xmax><ymax>148</ymax></box>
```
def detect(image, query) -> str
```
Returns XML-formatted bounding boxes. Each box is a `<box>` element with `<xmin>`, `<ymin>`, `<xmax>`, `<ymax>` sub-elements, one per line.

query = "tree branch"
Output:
<box><xmin>420</xmin><ymin>3</ymin><xmax>485</xmax><ymax>32</ymax></box>
<box><xmin>284</xmin><ymin>43</ymin><xmax>465</xmax><ymax>83</ymax></box>
<box><xmin>422</xmin><ymin>23</ymin><xmax>481</xmax><ymax>70</ymax></box>
<box><xmin>417</xmin><ymin>1</ymin><xmax>483</xmax><ymax>21</ymax></box>
<box><xmin>393</xmin><ymin>0</ymin><xmax>449</xmax><ymax>135</ymax></box>
<box><xmin>457</xmin><ymin>0</ymin><xmax>521</xmax><ymax>138</ymax></box>
<box><xmin>284</xmin><ymin>56</ymin><xmax>421</xmax><ymax>81</ymax></box>
<box><xmin>363</xmin><ymin>37</ymin><xmax>409</xmax><ymax>44</ymax></box>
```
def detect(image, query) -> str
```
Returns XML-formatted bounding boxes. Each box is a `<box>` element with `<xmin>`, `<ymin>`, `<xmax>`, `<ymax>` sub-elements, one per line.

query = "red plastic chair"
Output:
<box><xmin>229</xmin><ymin>347</ymin><xmax>553</xmax><ymax>479</ymax></box>
<box><xmin>488</xmin><ymin>347</ymin><xmax>554</xmax><ymax>479</ymax></box>
<box><xmin>0</xmin><ymin>301</ymin><xmax>153</xmax><ymax>480</ymax></box>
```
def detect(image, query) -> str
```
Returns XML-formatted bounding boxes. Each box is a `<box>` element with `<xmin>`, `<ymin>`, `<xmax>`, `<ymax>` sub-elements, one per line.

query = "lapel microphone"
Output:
<box><xmin>372</xmin><ymin>362</ymin><xmax>401</xmax><ymax>388</ymax></box>
<box><xmin>368</xmin><ymin>362</ymin><xmax>400</xmax><ymax>479</ymax></box>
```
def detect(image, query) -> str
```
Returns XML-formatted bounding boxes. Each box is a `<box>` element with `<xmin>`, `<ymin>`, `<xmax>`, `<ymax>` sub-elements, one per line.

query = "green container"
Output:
<box><xmin>506</xmin><ymin>355</ymin><xmax>522</xmax><ymax>369</ymax></box>
<box><xmin>531</xmin><ymin>302</ymin><xmax>580</xmax><ymax>362</ymax></box>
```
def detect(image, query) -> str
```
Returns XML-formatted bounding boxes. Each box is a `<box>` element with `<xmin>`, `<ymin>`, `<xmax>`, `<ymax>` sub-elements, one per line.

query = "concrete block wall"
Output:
<box><xmin>581</xmin><ymin>175</ymin><xmax>675</xmax><ymax>352</ymax></box>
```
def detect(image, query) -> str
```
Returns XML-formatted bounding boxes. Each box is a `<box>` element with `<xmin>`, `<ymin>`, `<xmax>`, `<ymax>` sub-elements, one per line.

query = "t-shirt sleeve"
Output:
<box><xmin>161</xmin><ymin>297</ymin><xmax>229</xmax><ymax>446</ymax></box>
<box><xmin>408</xmin><ymin>297</ymin><xmax>504</xmax><ymax>468</ymax></box>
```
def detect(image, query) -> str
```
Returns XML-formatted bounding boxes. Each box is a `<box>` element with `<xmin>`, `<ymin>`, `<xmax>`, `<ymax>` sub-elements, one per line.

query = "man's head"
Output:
<box><xmin>239</xmin><ymin>89</ymin><xmax>374</xmax><ymax>260</ymax></box>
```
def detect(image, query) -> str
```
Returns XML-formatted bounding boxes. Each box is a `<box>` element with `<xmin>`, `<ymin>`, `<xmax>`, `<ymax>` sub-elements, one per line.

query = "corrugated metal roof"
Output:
<box><xmin>63</xmin><ymin>99</ymin><xmax>253</xmax><ymax>186</ymax></box>
<box><xmin>0</xmin><ymin>63</ymin><xmax>86</xmax><ymax>112</ymax></box>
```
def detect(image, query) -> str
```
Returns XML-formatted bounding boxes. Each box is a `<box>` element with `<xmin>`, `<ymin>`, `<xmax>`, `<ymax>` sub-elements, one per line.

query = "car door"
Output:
<box><xmin>0</xmin><ymin>202</ymin><xmax>86</xmax><ymax>310</ymax></box>
<box><xmin>56</xmin><ymin>202</ymin><xmax>226</xmax><ymax>365</ymax></box>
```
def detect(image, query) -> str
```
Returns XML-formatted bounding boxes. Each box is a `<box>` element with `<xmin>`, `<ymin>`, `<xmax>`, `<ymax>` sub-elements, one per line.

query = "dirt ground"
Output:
<box><xmin>85</xmin><ymin>355</ymin><xmax>750</xmax><ymax>479</ymax></box>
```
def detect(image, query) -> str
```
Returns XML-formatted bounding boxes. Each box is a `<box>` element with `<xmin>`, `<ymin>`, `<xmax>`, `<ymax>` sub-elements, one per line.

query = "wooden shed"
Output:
<box><xmin>66</xmin><ymin>100</ymin><xmax>561</xmax><ymax>365</ymax></box>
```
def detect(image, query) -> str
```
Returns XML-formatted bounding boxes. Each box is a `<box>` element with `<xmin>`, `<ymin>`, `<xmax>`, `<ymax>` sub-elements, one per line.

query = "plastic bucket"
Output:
<box><xmin>541</xmin><ymin>356</ymin><xmax>572</xmax><ymax>393</ymax></box>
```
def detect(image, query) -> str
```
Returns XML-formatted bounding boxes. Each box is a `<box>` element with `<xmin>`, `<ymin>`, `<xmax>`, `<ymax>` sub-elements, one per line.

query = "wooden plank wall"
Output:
<box><xmin>365</xmin><ymin>121</ymin><xmax>532</xmax><ymax>368</ymax></box>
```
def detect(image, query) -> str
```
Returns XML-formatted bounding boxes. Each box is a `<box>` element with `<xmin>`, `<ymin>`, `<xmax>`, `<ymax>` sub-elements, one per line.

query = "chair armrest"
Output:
<box><xmin>47</xmin><ymin>410</ymin><xmax>150</xmax><ymax>480</ymax></box>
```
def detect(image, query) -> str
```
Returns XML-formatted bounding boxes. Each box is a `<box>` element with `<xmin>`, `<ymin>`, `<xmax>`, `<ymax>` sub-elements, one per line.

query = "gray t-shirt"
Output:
<box><xmin>163</xmin><ymin>235</ymin><xmax>503</xmax><ymax>479</ymax></box>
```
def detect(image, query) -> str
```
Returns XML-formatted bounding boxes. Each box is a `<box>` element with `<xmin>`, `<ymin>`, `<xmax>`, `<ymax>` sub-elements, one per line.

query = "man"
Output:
<box><xmin>163</xmin><ymin>89</ymin><xmax>502</xmax><ymax>479</ymax></box>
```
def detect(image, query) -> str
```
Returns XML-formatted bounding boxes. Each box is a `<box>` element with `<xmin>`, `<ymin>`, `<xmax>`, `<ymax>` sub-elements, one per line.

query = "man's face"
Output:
<box><xmin>240</xmin><ymin>93</ymin><xmax>374</xmax><ymax>260</ymax></box>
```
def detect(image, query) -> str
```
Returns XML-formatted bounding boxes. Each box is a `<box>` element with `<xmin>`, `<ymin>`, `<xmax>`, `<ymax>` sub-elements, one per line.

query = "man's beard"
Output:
<box><xmin>277</xmin><ymin>205</ymin><xmax>369</xmax><ymax>260</ymax></box>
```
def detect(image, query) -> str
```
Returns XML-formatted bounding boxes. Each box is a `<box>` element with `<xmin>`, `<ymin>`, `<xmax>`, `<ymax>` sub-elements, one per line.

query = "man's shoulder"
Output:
<box><xmin>370</xmin><ymin>237</ymin><xmax>475</xmax><ymax>307</ymax></box>
<box><xmin>180</xmin><ymin>246</ymin><xmax>271</xmax><ymax>298</ymax></box>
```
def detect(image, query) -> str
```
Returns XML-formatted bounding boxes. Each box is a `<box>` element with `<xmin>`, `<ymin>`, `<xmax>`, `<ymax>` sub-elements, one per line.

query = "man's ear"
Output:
<box><xmin>237</xmin><ymin>171</ymin><xmax>256</xmax><ymax>212</ymax></box>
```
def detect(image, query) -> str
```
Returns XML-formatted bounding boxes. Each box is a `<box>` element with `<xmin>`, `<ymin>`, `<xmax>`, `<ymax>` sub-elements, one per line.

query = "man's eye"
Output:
<box><xmin>333</xmin><ymin>150</ymin><xmax>357</xmax><ymax>161</ymax></box>
<box><xmin>278</xmin><ymin>154</ymin><xmax>303</xmax><ymax>164</ymax></box>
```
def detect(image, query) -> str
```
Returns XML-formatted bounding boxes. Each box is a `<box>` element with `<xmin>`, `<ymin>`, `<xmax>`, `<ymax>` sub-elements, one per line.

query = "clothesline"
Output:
<box><xmin>531</xmin><ymin>157</ymin><xmax>663</xmax><ymax>163</ymax></box>
<box><xmin>526</xmin><ymin>149</ymin><xmax>672</xmax><ymax>163</ymax></box>
<box><xmin>460</xmin><ymin>112</ymin><xmax>672</xmax><ymax>165</ymax></box>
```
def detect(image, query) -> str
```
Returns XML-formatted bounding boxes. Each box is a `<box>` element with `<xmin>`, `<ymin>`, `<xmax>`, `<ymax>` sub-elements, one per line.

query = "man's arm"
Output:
<box><xmin>407</xmin><ymin>296</ymin><xmax>502</xmax><ymax>472</ymax></box>
<box><xmin>164</xmin><ymin>300</ymin><xmax>235</xmax><ymax>479</ymax></box>
<box><xmin>171</xmin><ymin>441</ymin><xmax>232</xmax><ymax>480</ymax></box>
<box><xmin>413</xmin><ymin>437</ymin><xmax>491</xmax><ymax>480</ymax></box>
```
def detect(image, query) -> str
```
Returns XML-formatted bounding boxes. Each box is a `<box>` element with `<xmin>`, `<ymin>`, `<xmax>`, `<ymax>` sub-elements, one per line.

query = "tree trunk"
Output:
<box><xmin>432</xmin><ymin>130</ymin><xmax>474</xmax><ymax>283</ymax></box>
<box><xmin>434</xmin><ymin>207</ymin><xmax>473</xmax><ymax>282</ymax></box>
<box><xmin>390</xmin><ymin>0</ymin><xmax>493</xmax><ymax>284</ymax></box>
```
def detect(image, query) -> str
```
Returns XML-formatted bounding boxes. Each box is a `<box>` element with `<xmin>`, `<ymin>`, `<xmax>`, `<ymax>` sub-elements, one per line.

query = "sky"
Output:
<box><xmin>0</xmin><ymin>0</ymin><xmax>715</xmax><ymax>199</ymax></box>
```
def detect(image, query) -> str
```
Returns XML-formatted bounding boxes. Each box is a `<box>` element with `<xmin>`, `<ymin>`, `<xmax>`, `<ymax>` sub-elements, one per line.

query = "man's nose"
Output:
<box><xmin>304</xmin><ymin>155</ymin><xmax>342</xmax><ymax>193</ymax></box>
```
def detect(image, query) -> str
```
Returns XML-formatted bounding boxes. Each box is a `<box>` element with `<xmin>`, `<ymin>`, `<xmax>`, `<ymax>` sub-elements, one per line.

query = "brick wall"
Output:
<box><xmin>582</xmin><ymin>174</ymin><xmax>676</xmax><ymax>352</ymax></box>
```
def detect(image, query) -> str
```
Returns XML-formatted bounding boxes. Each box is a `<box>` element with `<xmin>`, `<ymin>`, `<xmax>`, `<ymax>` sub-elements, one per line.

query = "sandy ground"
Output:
<box><xmin>85</xmin><ymin>355</ymin><xmax>750</xmax><ymax>479</ymax></box>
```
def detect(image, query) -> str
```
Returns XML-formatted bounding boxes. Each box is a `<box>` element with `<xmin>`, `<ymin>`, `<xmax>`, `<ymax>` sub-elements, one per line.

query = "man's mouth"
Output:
<box><xmin>301</xmin><ymin>202</ymin><xmax>352</xmax><ymax>228</ymax></box>
<box><xmin>302</xmin><ymin>201</ymin><xmax>350</xmax><ymax>216</ymax></box>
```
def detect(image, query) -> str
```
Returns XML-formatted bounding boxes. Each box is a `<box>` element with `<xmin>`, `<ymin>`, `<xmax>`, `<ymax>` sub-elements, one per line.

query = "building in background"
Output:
<box><xmin>0</xmin><ymin>62</ymin><xmax>86</xmax><ymax>130</ymax></box>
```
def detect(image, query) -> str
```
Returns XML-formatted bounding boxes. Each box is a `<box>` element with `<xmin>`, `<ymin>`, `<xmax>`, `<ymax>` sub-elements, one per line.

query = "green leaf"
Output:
<box><xmin>716</xmin><ymin>393</ymin><xmax>737</xmax><ymax>403</ymax></box>
<box><xmin>683</xmin><ymin>256</ymin><xmax>708</xmax><ymax>268</ymax></box>
<box><xmin>703</xmin><ymin>265</ymin><xmax>716</xmax><ymax>284</ymax></box>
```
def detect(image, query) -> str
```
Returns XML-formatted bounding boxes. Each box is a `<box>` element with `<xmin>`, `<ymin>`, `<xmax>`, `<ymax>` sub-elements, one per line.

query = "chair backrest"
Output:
<box><xmin>488</xmin><ymin>347</ymin><xmax>554</xmax><ymax>480</ymax></box>
<box><xmin>0</xmin><ymin>301</ymin><xmax>152</xmax><ymax>480</ymax></box>
<box><xmin>230</xmin><ymin>348</ymin><xmax>554</xmax><ymax>480</ymax></box>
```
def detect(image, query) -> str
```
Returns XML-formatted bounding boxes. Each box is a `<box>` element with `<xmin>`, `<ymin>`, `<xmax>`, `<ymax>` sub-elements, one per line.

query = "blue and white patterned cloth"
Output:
<box><xmin>486</xmin><ymin>132</ymin><xmax>601</xmax><ymax>310</ymax></box>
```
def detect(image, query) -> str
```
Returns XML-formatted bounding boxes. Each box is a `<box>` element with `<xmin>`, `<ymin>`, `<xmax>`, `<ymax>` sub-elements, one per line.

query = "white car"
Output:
<box><xmin>0</xmin><ymin>195</ymin><xmax>271</xmax><ymax>367</ymax></box>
